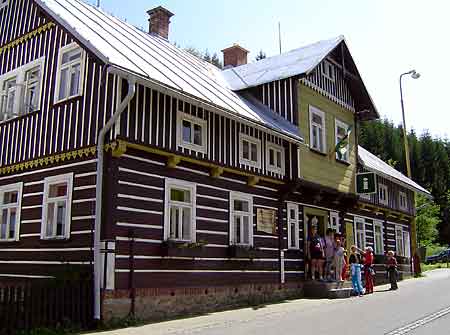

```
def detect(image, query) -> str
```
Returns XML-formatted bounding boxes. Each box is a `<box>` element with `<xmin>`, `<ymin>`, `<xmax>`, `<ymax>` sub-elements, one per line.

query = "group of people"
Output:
<box><xmin>307</xmin><ymin>226</ymin><xmax>399</xmax><ymax>295</ymax></box>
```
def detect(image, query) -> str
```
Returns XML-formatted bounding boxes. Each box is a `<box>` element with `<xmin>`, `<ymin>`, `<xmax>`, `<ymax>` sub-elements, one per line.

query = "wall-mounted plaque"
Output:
<box><xmin>256</xmin><ymin>208</ymin><xmax>276</xmax><ymax>234</ymax></box>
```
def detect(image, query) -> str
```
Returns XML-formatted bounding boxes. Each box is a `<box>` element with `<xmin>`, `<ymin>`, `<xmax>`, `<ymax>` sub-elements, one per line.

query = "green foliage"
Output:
<box><xmin>421</xmin><ymin>262</ymin><xmax>449</xmax><ymax>272</ymax></box>
<box><xmin>425</xmin><ymin>243</ymin><xmax>447</xmax><ymax>257</ymax></box>
<box><xmin>183</xmin><ymin>46</ymin><xmax>223</xmax><ymax>69</ymax></box>
<box><xmin>416</xmin><ymin>195</ymin><xmax>440</xmax><ymax>246</ymax></box>
<box><xmin>359</xmin><ymin>119</ymin><xmax>450</xmax><ymax>244</ymax></box>
<box><xmin>255</xmin><ymin>50</ymin><xmax>267</xmax><ymax>61</ymax></box>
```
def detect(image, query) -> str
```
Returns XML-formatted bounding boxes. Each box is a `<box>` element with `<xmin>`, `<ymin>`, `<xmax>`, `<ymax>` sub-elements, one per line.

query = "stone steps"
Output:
<box><xmin>303</xmin><ymin>280</ymin><xmax>353</xmax><ymax>299</ymax></box>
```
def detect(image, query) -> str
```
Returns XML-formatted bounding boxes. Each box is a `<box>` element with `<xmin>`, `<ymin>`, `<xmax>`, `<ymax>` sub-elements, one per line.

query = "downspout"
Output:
<box><xmin>94</xmin><ymin>74</ymin><xmax>136</xmax><ymax>321</ymax></box>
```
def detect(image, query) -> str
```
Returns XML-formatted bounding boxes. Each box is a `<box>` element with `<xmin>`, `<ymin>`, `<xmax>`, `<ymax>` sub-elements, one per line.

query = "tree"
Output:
<box><xmin>255</xmin><ymin>50</ymin><xmax>266</xmax><ymax>61</ymax></box>
<box><xmin>416</xmin><ymin>195</ymin><xmax>440</xmax><ymax>246</ymax></box>
<box><xmin>183</xmin><ymin>46</ymin><xmax>223</xmax><ymax>69</ymax></box>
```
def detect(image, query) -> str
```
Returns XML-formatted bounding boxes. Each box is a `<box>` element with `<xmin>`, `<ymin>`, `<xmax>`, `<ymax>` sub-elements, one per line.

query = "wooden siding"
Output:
<box><xmin>108</xmin><ymin>149</ymin><xmax>305</xmax><ymax>289</ymax></box>
<box><xmin>0</xmin><ymin>157</ymin><xmax>96</xmax><ymax>277</ymax></box>
<box><xmin>248</xmin><ymin>78</ymin><xmax>298</xmax><ymax>125</ymax></box>
<box><xmin>301</xmin><ymin>58</ymin><xmax>355</xmax><ymax>112</ymax></box>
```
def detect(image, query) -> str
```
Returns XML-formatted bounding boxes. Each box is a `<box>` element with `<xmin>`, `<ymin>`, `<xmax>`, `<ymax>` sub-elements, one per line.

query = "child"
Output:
<box><xmin>349</xmin><ymin>245</ymin><xmax>364</xmax><ymax>296</ymax></box>
<box><xmin>334</xmin><ymin>239</ymin><xmax>345</xmax><ymax>282</ymax></box>
<box><xmin>386</xmin><ymin>251</ymin><xmax>398</xmax><ymax>290</ymax></box>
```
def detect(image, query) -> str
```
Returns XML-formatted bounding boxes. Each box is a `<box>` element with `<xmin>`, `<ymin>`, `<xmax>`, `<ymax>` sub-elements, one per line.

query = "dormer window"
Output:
<box><xmin>0</xmin><ymin>0</ymin><xmax>9</xmax><ymax>11</ymax></box>
<box><xmin>55</xmin><ymin>43</ymin><xmax>85</xmax><ymax>103</ymax></box>
<box><xmin>176</xmin><ymin>111</ymin><xmax>208</xmax><ymax>154</ymax></box>
<box><xmin>0</xmin><ymin>58</ymin><xmax>44</xmax><ymax>122</ymax></box>
<box><xmin>322</xmin><ymin>59</ymin><xmax>335</xmax><ymax>81</ymax></box>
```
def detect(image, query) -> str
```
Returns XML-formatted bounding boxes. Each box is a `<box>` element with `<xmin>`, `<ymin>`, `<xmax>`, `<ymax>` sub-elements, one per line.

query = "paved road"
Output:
<box><xmin>95</xmin><ymin>269</ymin><xmax>450</xmax><ymax>335</ymax></box>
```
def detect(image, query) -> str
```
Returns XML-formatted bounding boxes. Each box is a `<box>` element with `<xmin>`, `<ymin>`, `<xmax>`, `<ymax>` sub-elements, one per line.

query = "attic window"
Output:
<box><xmin>0</xmin><ymin>0</ymin><xmax>8</xmax><ymax>11</ymax></box>
<box><xmin>322</xmin><ymin>60</ymin><xmax>335</xmax><ymax>81</ymax></box>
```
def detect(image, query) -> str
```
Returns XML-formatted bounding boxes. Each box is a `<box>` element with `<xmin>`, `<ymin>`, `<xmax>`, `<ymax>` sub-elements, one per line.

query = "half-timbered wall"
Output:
<box><xmin>301</xmin><ymin>58</ymin><xmax>355</xmax><ymax>112</ymax></box>
<box><xmin>107</xmin><ymin>149</ymin><xmax>304</xmax><ymax>289</ymax></box>
<box><xmin>116</xmin><ymin>82</ymin><xmax>299</xmax><ymax>180</ymax></box>
<box><xmin>248</xmin><ymin>78</ymin><xmax>298</xmax><ymax>125</ymax></box>
<box><xmin>0</xmin><ymin>157</ymin><xmax>96</xmax><ymax>277</ymax></box>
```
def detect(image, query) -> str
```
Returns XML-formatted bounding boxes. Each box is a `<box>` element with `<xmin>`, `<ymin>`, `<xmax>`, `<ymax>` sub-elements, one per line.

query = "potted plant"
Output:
<box><xmin>161</xmin><ymin>240</ymin><xmax>208</xmax><ymax>258</ymax></box>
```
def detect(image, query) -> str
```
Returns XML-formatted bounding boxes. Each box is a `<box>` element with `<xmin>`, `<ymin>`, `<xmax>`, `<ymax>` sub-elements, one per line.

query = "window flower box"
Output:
<box><xmin>161</xmin><ymin>240</ymin><xmax>207</xmax><ymax>258</ymax></box>
<box><xmin>228</xmin><ymin>245</ymin><xmax>259</xmax><ymax>259</ymax></box>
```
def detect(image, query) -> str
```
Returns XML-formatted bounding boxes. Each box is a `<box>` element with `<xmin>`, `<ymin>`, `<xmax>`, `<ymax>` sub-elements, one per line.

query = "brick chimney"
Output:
<box><xmin>147</xmin><ymin>6</ymin><xmax>174</xmax><ymax>39</ymax></box>
<box><xmin>221</xmin><ymin>44</ymin><xmax>249</xmax><ymax>68</ymax></box>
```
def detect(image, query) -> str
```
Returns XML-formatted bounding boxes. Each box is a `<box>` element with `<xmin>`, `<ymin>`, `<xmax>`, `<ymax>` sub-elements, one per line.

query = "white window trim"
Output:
<box><xmin>239</xmin><ymin>133</ymin><xmax>262</xmax><ymax>169</ymax></box>
<box><xmin>0</xmin><ymin>57</ymin><xmax>45</xmax><ymax>122</ymax></box>
<box><xmin>0</xmin><ymin>182</ymin><xmax>23</xmax><ymax>242</ymax></box>
<box><xmin>329</xmin><ymin>211</ymin><xmax>340</xmax><ymax>233</ymax></box>
<box><xmin>287</xmin><ymin>203</ymin><xmax>299</xmax><ymax>250</ymax></box>
<box><xmin>395</xmin><ymin>226</ymin><xmax>404</xmax><ymax>257</ymax></box>
<box><xmin>229</xmin><ymin>191</ymin><xmax>253</xmax><ymax>247</ymax></box>
<box><xmin>354</xmin><ymin>217</ymin><xmax>366</xmax><ymax>250</ymax></box>
<box><xmin>40</xmin><ymin>173</ymin><xmax>74</xmax><ymax>240</ymax></box>
<box><xmin>0</xmin><ymin>1</ymin><xmax>9</xmax><ymax>11</ymax></box>
<box><xmin>54</xmin><ymin>42</ymin><xmax>86</xmax><ymax>104</ymax></box>
<box><xmin>322</xmin><ymin>59</ymin><xmax>335</xmax><ymax>82</ymax></box>
<box><xmin>176</xmin><ymin>111</ymin><xmax>208</xmax><ymax>154</ymax></box>
<box><xmin>335</xmin><ymin>118</ymin><xmax>350</xmax><ymax>162</ymax></box>
<box><xmin>399</xmin><ymin>191</ymin><xmax>408</xmax><ymax>211</ymax></box>
<box><xmin>164</xmin><ymin>178</ymin><xmax>197</xmax><ymax>243</ymax></box>
<box><xmin>378</xmin><ymin>183</ymin><xmax>389</xmax><ymax>206</ymax></box>
<box><xmin>395</xmin><ymin>225</ymin><xmax>411</xmax><ymax>258</ymax></box>
<box><xmin>373</xmin><ymin>221</ymin><xmax>384</xmax><ymax>255</ymax></box>
<box><xmin>266</xmin><ymin>142</ymin><xmax>285</xmax><ymax>175</ymax></box>
<box><xmin>309</xmin><ymin>105</ymin><xmax>326</xmax><ymax>153</ymax></box>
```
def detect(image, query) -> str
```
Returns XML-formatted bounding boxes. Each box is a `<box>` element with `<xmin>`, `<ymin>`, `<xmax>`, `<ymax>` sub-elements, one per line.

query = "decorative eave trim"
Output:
<box><xmin>0</xmin><ymin>22</ymin><xmax>56</xmax><ymax>55</ymax></box>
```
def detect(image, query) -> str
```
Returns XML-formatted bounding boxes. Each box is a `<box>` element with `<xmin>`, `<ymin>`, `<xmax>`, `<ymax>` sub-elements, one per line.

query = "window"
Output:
<box><xmin>0</xmin><ymin>183</ymin><xmax>23</xmax><ymax>242</ymax></box>
<box><xmin>266</xmin><ymin>143</ymin><xmax>285</xmax><ymax>174</ymax></box>
<box><xmin>335</xmin><ymin>119</ymin><xmax>350</xmax><ymax>162</ymax></box>
<box><xmin>378</xmin><ymin>183</ymin><xmax>388</xmax><ymax>206</ymax></box>
<box><xmin>322</xmin><ymin>60</ymin><xmax>335</xmax><ymax>81</ymax></box>
<box><xmin>287</xmin><ymin>203</ymin><xmax>299</xmax><ymax>249</ymax></box>
<box><xmin>354</xmin><ymin>217</ymin><xmax>366</xmax><ymax>250</ymax></box>
<box><xmin>329</xmin><ymin>212</ymin><xmax>340</xmax><ymax>233</ymax></box>
<box><xmin>399</xmin><ymin>191</ymin><xmax>408</xmax><ymax>211</ymax></box>
<box><xmin>374</xmin><ymin>221</ymin><xmax>384</xmax><ymax>255</ymax></box>
<box><xmin>239</xmin><ymin>134</ymin><xmax>261</xmax><ymax>168</ymax></box>
<box><xmin>403</xmin><ymin>230</ymin><xmax>411</xmax><ymax>258</ymax></box>
<box><xmin>164</xmin><ymin>179</ymin><xmax>196</xmax><ymax>242</ymax></box>
<box><xmin>0</xmin><ymin>0</ymin><xmax>9</xmax><ymax>11</ymax></box>
<box><xmin>55</xmin><ymin>43</ymin><xmax>85</xmax><ymax>102</ymax></box>
<box><xmin>41</xmin><ymin>174</ymin><xmax>73</xmax><ymax>240</ymax></box>
<box><xmin>395</xmin><ymin>226</ymin><xmax>411</xmax><ymax>258</ymax></box>
<box><xmin>0</xmin><ymin>58</ymin><xmax>44</xmax><ymax>121</ymax></box>
<box><xmin>309</xmin><ymin>106</ymin><xmax>326</xmax><ymax>153</ymax></box>
<box><xmin>176</xmin><ymin>112</ymin><xmax>207</xmax><ymax>154</ymax></box>
<box><xmin>230</xmin><ymin>192</ymin><xmax>253</xmax><ymax>246</ymax></box>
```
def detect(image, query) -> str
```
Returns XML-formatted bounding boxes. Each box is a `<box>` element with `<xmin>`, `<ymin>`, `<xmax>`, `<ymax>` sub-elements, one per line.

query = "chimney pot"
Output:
<box><xmin>147</xmin><ymin>6</ymin><xmax>174</xmax><ymax>39</ymax></box>
<box><xmin>221</xmin><ymin>44</ymin><xmax>249</xmax><ymax>68</ymax></box>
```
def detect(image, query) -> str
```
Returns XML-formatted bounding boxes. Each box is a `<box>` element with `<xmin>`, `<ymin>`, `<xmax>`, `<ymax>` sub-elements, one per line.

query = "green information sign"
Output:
<box><xmin>356</xmin><ymin>172</ymin><xmax>376</xmax><ymax>194</ymax></box>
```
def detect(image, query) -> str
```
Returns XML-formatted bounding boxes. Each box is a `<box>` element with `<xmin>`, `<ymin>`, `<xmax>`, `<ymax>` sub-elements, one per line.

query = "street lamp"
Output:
<box><xmin>399</xmin><ymin>70</ymin><xmax>420</xmax><ymax>178</ymax></box>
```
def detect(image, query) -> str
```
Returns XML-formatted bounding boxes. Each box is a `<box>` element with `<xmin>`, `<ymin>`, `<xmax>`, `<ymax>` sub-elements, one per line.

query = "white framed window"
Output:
<box><xmin>329</xmin><ymin>211</ymin><xmax>340</xmax><ymax>233</ymax></box>
<box><xmin>354</xmin><ymin>217</ymin><xmax>366</xmax><ymax>250</ymax></box>
<box><xmin>230</xmin><ymin>192</ymin><xmax>253</xmax><ymax>246</ymax></box>
<box><xmin>378</xmin><ymin>183</ymin><xmax>388</xmax><ymax>206</ymax></box>
<box><xmin>41</xmin><ymin>173</ymin><xmax>73</xmax><ymax>240</ymax></box>
<box><xmin>239</xmin><ymin>134</ymin><xmax>261</xmax><ymax>169</ymax></box>
<box><xmin>335</xmin><ymin>119</ymin><xmax>350</xmax><ymax>162</ymax></box>
<box><xmin>287</xmin><ymin>203</ymin><xmax>299</xmax><ymax>249</ymax></box>
<box><xmin>395</xmin><ymin>226</ymin><xmax>411</xmax><ymax>258</ymax></box>
<box><xmin>176</xmin><ymin>112</ymin><xmax>208</xmax><ymax>154</ymax></box>
<box><xmin>0</xmin><ymin>58</ymin><xmax>44</xmax><ymax>122</ymax></box>
<box><xmin>266</xmin><ymin>142</ymin><xmax>285</xmax><ymax>174</ymax></box>
<box><xmin>322</xmin><ymin>59</ymin><xmax>335</xmax><ymax>81</ymax></box>
<box><xmin>373</xmin><ymin>221</ymin><xmax>384</xmax><ymax>255</ymax></box>
<box><xmin>164</xmin><ymin>179</ymin><xmax>196</xmax><ymax>242</ymax></box>
<box><xmin>0</xmin><ymin>183</ymin><xmax>23</xmax><ymax>242</ymax></box>
<box><xmin>399</xmin><ymin>191</ymin><xmax>408</xmax><ymax>211</ymax></box>
<box><xmin>0</xmin><ymin>0</ymin><xmax>9</xmax><ymax>11</ymax></box>
<box><xmin>403</xmin><ymin>230</ymin><xmax>411</xmax><ymax>258</ymax></box>
<box><xmin>55</xmin><ymin>43</ymin><xmax>85</xmax><ymax>103</ymax></box>
<box><xmin>309</xmin><ymin>106</ymin><xmax>326</xmax><ymax>153</ymax></box>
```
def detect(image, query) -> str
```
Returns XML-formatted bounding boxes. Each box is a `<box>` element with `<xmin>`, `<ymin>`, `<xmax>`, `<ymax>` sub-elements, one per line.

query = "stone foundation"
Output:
<box><xmin>103</xmin><ymin>282</ymin><xmax>304</xmax><ymax>322</ymax></box>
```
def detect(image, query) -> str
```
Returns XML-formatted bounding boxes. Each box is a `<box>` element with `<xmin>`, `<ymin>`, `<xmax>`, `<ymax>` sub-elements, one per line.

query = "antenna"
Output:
<box><xmin>278</xmin><ymin>22</ymin><xmax>282</xmax><ymax>54</ymax></box>
<box><xmin>96</xmin><ymin>0</ymin><xmax>100</xmax><ymax>7</ymax></box>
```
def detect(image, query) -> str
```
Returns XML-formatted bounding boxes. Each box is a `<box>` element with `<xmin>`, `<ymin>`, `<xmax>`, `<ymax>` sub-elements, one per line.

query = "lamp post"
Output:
<box><xmin>399</xmin><ymin>70</ymin><xmax>420</xmax><ymax>178</ymax></box>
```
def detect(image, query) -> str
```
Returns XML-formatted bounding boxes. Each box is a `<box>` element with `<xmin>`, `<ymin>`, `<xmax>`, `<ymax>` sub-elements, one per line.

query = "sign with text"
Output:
<box><xmin>256</xmin><ymin>208</ymin><xmax>276</xmax><ymax>234</ymax></box>
<box><xmin>356</xmin><ymin>172</ymin><xmax>376</xmax><ymax>194</ymax></box>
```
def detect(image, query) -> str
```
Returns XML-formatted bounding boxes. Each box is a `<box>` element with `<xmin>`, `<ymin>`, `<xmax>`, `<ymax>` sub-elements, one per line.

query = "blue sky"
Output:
<box><xmin>89</xmin><ymin>0</ymin><xmax>449</xmax><ymax>139</ymax></box>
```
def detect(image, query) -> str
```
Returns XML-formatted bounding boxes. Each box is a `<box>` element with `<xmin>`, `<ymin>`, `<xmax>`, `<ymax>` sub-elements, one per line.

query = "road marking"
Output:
<box><xmin>386</xmin><ymin>305</ymin><xmax>450</xmax><ymax>334</ymax></box>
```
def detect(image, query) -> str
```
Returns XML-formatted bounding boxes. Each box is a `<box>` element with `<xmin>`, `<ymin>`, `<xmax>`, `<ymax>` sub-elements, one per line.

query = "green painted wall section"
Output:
<box><xmin>298</xmin><ymin>83</ymin><xmax>357</xmax><ymax>194</ymax></box>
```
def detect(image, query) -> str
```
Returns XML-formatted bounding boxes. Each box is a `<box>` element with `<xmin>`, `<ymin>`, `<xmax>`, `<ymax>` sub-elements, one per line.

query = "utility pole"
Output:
<box><xmin>278</xmin><ymin>22</ymin><xmax>282</xmax><ymax>55</ymax></box>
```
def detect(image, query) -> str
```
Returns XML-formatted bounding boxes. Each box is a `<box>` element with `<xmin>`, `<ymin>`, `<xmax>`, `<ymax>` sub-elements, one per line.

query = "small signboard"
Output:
<box><xmin>356</xmin><ymin>172</ymin><xmax>376</xmax><ymax>194</ymax></box>
<box><xmin>256</xmin><ymin>208</ymin><xmax>276</xmax><ymax>234</ymax></box>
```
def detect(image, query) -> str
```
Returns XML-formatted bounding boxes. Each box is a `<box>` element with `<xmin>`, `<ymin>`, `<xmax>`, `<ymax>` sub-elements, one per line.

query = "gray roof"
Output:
<box><xmin>36</xmin><ymin>0</ymin><xmax>302</xmax><ymax>142</ymax></box>
<box><xmin>222</xmin><ymin>36</ymin><xmax>344</xmax><ymax>91</ymax></box>
<box><xmin>358</xmin><ymin>146</ymin><xmax>430</xmax><ymax>196</ymax></box>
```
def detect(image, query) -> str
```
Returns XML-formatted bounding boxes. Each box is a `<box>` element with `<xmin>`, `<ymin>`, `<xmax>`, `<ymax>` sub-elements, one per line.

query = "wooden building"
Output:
<box><xmin>0</xmin><ymin>0</ymin><xmax>429</xmax><ymax>321</ymax></box>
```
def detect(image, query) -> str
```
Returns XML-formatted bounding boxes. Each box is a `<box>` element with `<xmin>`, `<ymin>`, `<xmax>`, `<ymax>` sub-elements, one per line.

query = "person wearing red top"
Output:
<box><xmin>386</xmin><ymin>250</ymin><xmax>398</xmax><ymax>290</ymax></box>
<box><xmin>358</xmin><ymin>246</ymin><xmax>374</xmax><ymax>294</ymax></box>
